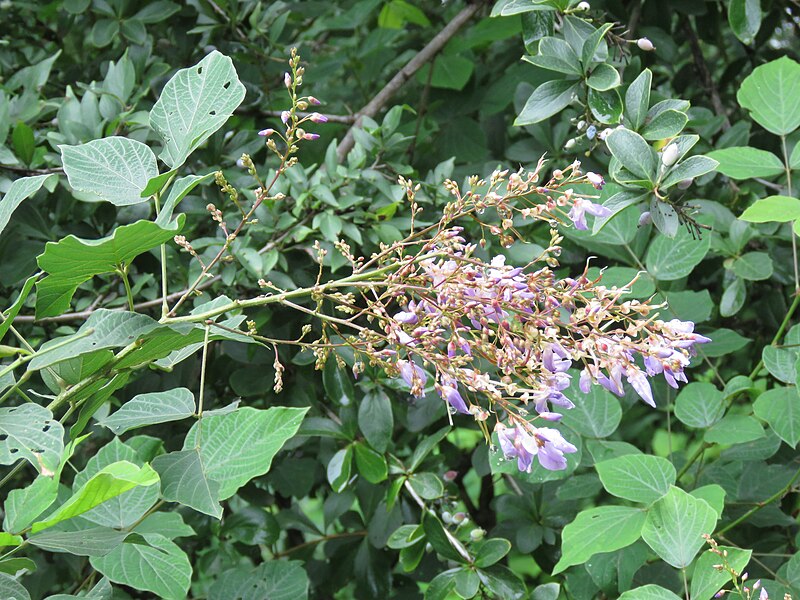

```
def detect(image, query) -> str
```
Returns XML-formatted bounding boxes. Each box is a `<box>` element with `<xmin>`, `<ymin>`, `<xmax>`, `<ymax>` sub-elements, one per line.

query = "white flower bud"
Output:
<box><xmin>662</xmin><ymin>143</ymin><xmax>679</xmax><ymax>167</ymax></box>
<box><xmin>637</xmin><ymin>37</ymin><xmax>655</xmax><ymax>51</ymax></box>
<box><xmin>577</xmin><ymin>1</ymin><xmax>590</xmax><ymax>10</ymax></box>
<box><xmin>565</xmin><ymin>138</ymin><xmax>576</xmax><ymax>150</ymax></box>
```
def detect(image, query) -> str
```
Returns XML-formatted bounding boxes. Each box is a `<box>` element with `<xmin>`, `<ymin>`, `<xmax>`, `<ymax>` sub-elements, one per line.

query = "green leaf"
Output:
<box><xmin>580</xmin><ymin>23</ymin><xmax>614</xmax><ymax>71</ymax></box>
<box><xmin>155</xmin><ymin>173</ymin><xmax>215</xmax><ymax>225</ymax></box>
<box><xmin>35</xmin><ymin>218</ymin><xmax>184</xmax><ymax>318</ymax></box>
<box><xmin>649</xmin><ymin>197</ymin><xmax>679</xmax><ymax>238</ymax></box>
<box><xmin>618</xmin><ymin>585</ymin><xmax>682</xmax><ymax>600</ymax></box>
<box><xmin>731</xmin><ymin>251</ymin><xmax>773</xmax><ymax>281</ymax></box>
<box><xmin>661</xmin><ymin>156</ymin><xmax>719</xmax><ymax>189</ymax></box>
<box><xmin>208</xmin><ymin>561</ymin><xmax>309</xmax><ymax>600</ymax></box>
<box><xmin>720</xmin><ymin>277</ymin><xmax>746</xmax><ymax>317</ymax></box>
<box><xmin>29</xmin><ymin>310</ymin><xmax>162</xmax><ymax>371</ymax></box>
<box><xmin>29</xmin><ymin>527</ymin><xmax>129</xmax><ymax>557</ymax></box>
<box><xmin>149</xmin><ymin>51</ymin><xmax>246</xmax><ymax>169</ymax></box>
<box><xmin>595</xmin><ymin>455</ymin><xmax>676</xmax><ymax>505</ymax></box>
<box><xmin>0</xmin><ymin>572</ymin><xmax>30</xmax><ymax>600</ymax></box>
<box><xmin>0</xmin><ymin>174</ymin><xmax>57</xmax><ymax>237</ymax></box>
<box><xmin>3</xmin><ymin>473</ymin><xmax>59</xmax><ymax>533</ymax></box>
<box><xmin>560</xmin><ymin>376</ymin><xmax>622</xmax><ymax>438</ymax></box>
<box><xmin>409</xmin><ymin>472</ymin><xmax>444</xmax><ymax>500</ymax></box>
<box><xmin>90</xmin><ymin>533</ymin><xmax>191</xmax><ymax>600</ymax></box>
<box><xmin>762</xmin><ymin>345</ymin><xmax>797</xmax><ymax>383</ymax></box>
<box><xmin>32</xmin><ymin>461</ymin><xmax>159</xmax><ymax>533</ymax></box>
<box><xmin>90</xmin><ymin>19</ymin><xmax>119</xmax><ymax>47</ymax></box>
<box><xmin>586</xmin><ymin>63</ymin><xmax>620</xmax><ymax>91</ymax></box>
<box><xmin>454</xmin><ymin>568</ymin><xmax>480</xmax><ymax>599</ymax></box>
<box><xmin>606</xmin><ymin>128</ymin><xmax>655</xmax><ymax>181</ymax></box>
<box><xmin>706</xmin><ymin>146</ymin><xmax>785</xmax><ymax>179</ymax></box>
<box><xmin>12</xmin><ymin>121</ymin><xmax>34</xmax><ymax>165</ymax></box>
<box><xmin>705</xmin><ymin>414</ymin><xmax>764</xmax><ymax>445</ymax></box>
<box><xmin>553</xmin><ymin>506</ymin><xmax>646</xmax><ymax>574</ymax></box>
<box><xmin>378</xmin><ymin>0</ymin><xmax>431</xmax><ymax>28</ymax></box>
<box><xmin>588</xmin><ymin>87</ymin><xmax>623</xmax><ymax>124</ymax></box>
<box><xmin>323</xmin><ymin>360</ymin><xmax>355</xmax><ymax>406</ymax></box>
<box><xmin>625</xmin><ymin>69</ymin><xmax>652</xmax><ymax>131</ymax></box>
<box><xmin>514</xmin><ymin>80</ymin><xmax>580</xmax><ymax>125</ymax></box>
<box><xmin>592</xmin><ymin>190</ymin><xmax>648</xmax><ymax>234</ymax></box>
<box><xmin>728</xmin><ymin>0</ymin><xmax>762</xmax><ymax>45</ymax></box>
<box><xmin>358</xmin><ymin>390</ymin><xmax>393</xmax><ymax>453</ymax></box>
<box><xmin>473</xmin><ymin>538</ymin><xmax>512</xmax><ymax>568</ymax></box>
<box><xmin>675</xmin><ymin>383</ymin><xmax>726</xmax><ymax>429</ymax></box>
<box><xmin>183</xmin><ymin>406</ymin><xmax>307</xmax><ymax>499</ymax></box>
<box><xmin>100</xmin><ymin>388</ymin><xmax>195</xmax><ymax>435</ymax></box>
<box><xmin>691</xmin><ymin>545</ymin><xmax>751</xmax><ymax>600</ymax></box>
<box><xmin>740</xmin><ymin>195</ymin><xmax>800</xmax><ymax>223</ymax></box>
<box><xmin>523</xmin><ymin>37</ymin><xmax>582</xmax><ymax>75</ymax></box>
<box><xmin>353</xmin><ymin>442</ymin><xmax>388</xmax><ymax>484</ymax></box>
<box><xmin>0</xmin><ymin>275</ymin><xmax>37</xmax><ymax>344</ymax></box>
<box><xmin>419</xmin><ymin>55</ymin><xmax>474</xmax><ymax>91</ymax></box>
<box><xmin>737</xmin><ymin>56</ymin><xmax>800</xmax><ymax>135</ymax></box>
<box><xmin>0</xmin><ymin>404</ymin><xmax>63</xmax><ymax>475</ymax></box>
<box><xmin>645</xmin><ymin>224</ymin><xmax>710</xmax><ymax>280</ymax></box>
<box><xmin>476</xmin><ymin>565</ymin><xmax>526</xmax><ymax>600</ymax></box>
<box><xmin>152</xmin><ymin>448</ymin><xmax>223</xmax><ymax>518</ymax></box>
<box><xmin>754</xmin><ymin>387</ymin><xmax>800</xmax><ymax>448</ymax></box>
<box><xmin>641</xmin><ymin>486</ymin><xmax>718</xmax><ymax>568</ymax></box>
<box><xmin>691</xmin><ymin>485</ymin><xmax>726</xmax><ymax>518</ymax></box>
<box><xmin>60</xmin><ymin>137</ymin><xmax>158</xmax><ymax>206</ymax></box>
<box><xmin>640</xmin><ymin>109</ymin><xmax>688</xmax><ymax>141</ymax></box>
<box><xmin>422</xmin><ymin>512</ymin><xmax>465</xmax><ymax>563</ymax></box>
<box><xmin>327</xmin><ymin>447</ymin><xmax>352</xmax><ymax>493</ymax></box>
<box><xmin>387</xmin><ymin>524</ymin><xmax>424</xmax><ymax>549</ymax></box>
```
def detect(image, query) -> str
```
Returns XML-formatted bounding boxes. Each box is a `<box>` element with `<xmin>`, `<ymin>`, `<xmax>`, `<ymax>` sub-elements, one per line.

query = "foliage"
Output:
<box><xmin>1</xmin><ymin>1</ymin><xmax>800</xmax><ymax>599</ymax></box>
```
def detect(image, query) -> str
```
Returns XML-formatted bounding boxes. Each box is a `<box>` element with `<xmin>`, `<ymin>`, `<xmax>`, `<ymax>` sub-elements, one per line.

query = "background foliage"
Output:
<box><xmin>2</xmin><ymin>0</ymin><xmax>800</xmax><ymax>598</ymax></box>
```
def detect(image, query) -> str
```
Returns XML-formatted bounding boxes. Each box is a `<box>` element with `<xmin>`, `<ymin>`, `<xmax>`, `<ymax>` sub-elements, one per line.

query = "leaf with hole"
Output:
<box><xmin>0</xmin><ymin>404</ymin><xmax>63</xmax><ymax>475</ymax></box>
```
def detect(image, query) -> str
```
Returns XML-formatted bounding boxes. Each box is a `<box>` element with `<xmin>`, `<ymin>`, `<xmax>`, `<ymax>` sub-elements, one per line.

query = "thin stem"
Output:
<box><xmin>748</xmin><ymin>290</ymin><xmax>800</xmax><ymax>380</ymax></box>
<box><xmin>197</xmin><ymin>325</ymin><xmax>210</xmax><ymax>416</ymax></box>
<box><xmin>676</xmin><ymin>442</ymin><xmax>709</xmax><ymax>481</ymax></box>
<box><xmin>781</xmin><ymin>135</ymin><xmax>799</xmax><ymax>291</ymax></box>
<box><xmin>681</xmin><ymin>567</ymin><xmax>690</xmax><ymax>600</ymax></box>
<box><xmin>272</xmin><ymin>531</ymin><xmax>367</xmax><ymax>558</ymax></box>
<box><xmin>153</xmin><ymin>194</ymin><xmax>170</xmax><ymax>319</ymax></box>
<box><xmin>118</xmin><ymin>267</ymin><xmax>135</xmax><ymax>312</ymax></box>
<box><xmin>403</xmin><ymin>479</ymin><xmax>473</xmax><ymax>563</ymax></box>
<box><xmin>715</xmin><ymin>462</ymin><xmax>800</xmax><ymax>536</ymax></box>
<box><xmin>0</xmin><ymin>328</ymin><xmax>94</xmax><ymax>382</ymax></box>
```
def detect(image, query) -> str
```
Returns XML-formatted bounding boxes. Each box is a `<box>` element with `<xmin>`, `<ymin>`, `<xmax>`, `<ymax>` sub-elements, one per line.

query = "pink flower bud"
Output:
<box><xmin>308</xmin><ymin>96</ymin><xmax>321</xmax><ymax>105</ymax></box>
<box><xmin>280</xmin><ymin>110</ymin><xmax>291</xmax><ymax>124</ymax></box>
<box><xmin>303</xmin><ymin>132</ymin><xmax>320</xmax><ymax>140</ymax></box>
<box><xmin>637</xmin><ymin>37</ymin><xmax>655</xmax><ymax>51</ymax></box>
<box><xmin>258</xmin><ymin>128</ymin><xmax>275</xmax><ymax>137</ymax></box>
<box><xmin>284</xmin><ymin>72</ymin><xmax>292</xmax><ymax>88</ymax></box>
<box><xmin>309</xmin><ymin>112</ymin><xmax>328</xmax><ymax>123</ymax></box>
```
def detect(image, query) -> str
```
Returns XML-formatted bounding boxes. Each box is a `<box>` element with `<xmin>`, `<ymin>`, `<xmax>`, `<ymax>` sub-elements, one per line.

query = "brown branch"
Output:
<box><xmin>335</xmin><ymin>1</ymin><xmax>487</xmax><ymax>163</ymax></box>
<box><xmin>0</xmin><ymin>164</ymin><xmax>63</xmax><ymax>176</ymax></box>
<box><xmin>681</xmin><ymin>16</ymin><xmax>731</xmax><ymax>131</ymax></box>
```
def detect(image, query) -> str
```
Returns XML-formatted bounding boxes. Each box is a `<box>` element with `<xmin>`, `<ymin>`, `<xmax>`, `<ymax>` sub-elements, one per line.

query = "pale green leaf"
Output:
<box><xmin>595</xmin><ymin>454</ymin><xmax>675</xmax><ymax>504</ymax></box>
<box><xmin>641</xmin><ymin>486</ymin><xmax>718</xmax><ymax>568</ymax></box>
<box><xmin>29</xmin><ymin>527</ymin><xmax>129</xmax><ymax>557</ymax></box>
<box><xmin>737</xmin><ymin>56</ymin><xmax>800</xmax><ymax>135</ymax></box>
<box><xmin>100</xmin><ymin>388</ymin><xmax>195</xmax><ymax>435</ymax></box>
<box><xmin>183</xmin><ymin>406</ymin><xmax>308</xmax><ymax>499</ymax></box>
<box><xmin>152</xmin><ymin>448</ymin><xmax>223</xmax><ymax>518</ymax></box>
<box><xmin>705</xmin><ymin>414</ymin><xmax>764</xmax><ymax>445</ymax></box>
<box><xmin>208</xmin><ymin>561</ymin><xmax>309</xmax><ymax>600</ymax></box>
<box><xmin>731</xmin><ymin>251</ymin><xmax>773</xmax><ymax>280</ymax></box>
<box><xmin>691</xmin><ymin>545</ymin><xmax>751</xmax><ymax>600</ymax></box>
<box><xmin>0</xmin><ymin>174</ymin><xmax>57</xmax><ymax>237</ymax></box>
<box><xmin>706</xmin><ymin>146</ymin><xmax>785</xmax><ymax>179</ymax></box>
<box><xmin>586</xmin><ymin>63</ymin><xmax>620</xmax><ymax>92</ymax></box>
<box><xmin>754</xmin><ymin>387</ymin><xmax>800</xmax><ymax>448</ymax></box>
<box><xmin>625</xmin><ymin>68</ymin><xmax>652</xmax><ymax>131</ymax></box>
<box><xmin>0</xmin><ymin>573</ymin><xmax>30</xmax><ymax>600</ymax></box>
<box><xmin>514</xmin><ymin>80</ymin><xmax>579</xmax><ymax>125</ymax></box>
<box><xmin>149</xmin><ymin>51</ymin><xmax>246</xmax><ymax>169</ymax></box>
<box><xmin>155</xmin><ymin>173</ymin><xmax>215</xmax><ymax>225</ymax></box>
<box><xmin>645</xmin><ymin>225</ymin><xmax>711</xmax><ymax>280</ymax></box>
<box><xmin>640</xmin><ymin>109</ymin><xmax>688</xmax><ymax>141</ymax></box>
<box><xmin>0</xmin><ymin>404</ymin><xmax>63</xmax><ymax>475</ymax></box>
<box><xmin>661</xmin><ymin>156</ymin><xmax>719</xmax><ymax>189</ymax></box>
<box><xmin>560</xmin><ymin>376</ymin><xmax>621</xmax><ymax>438</ymax></box>
<box><xmin>60</xmin><ymin>137</ymin><xmax>157</xmax><ymax>206</ymax></box>
<box><xmin>618</xmin><ymin>585</ymin><xmax>682</xmax><ymax>600</ymax></box>
<box><xmin>740</xmin><ymin>195</ymin><xmax>800</xmax><ymax>223</ymax></box>
<box><xmin>675</xmin><ymin>382</ymin><xmax>726</xmax><ymax>428</ymax></box>
<box><xmin>605</xmin><ymin>128</ymin><xmax>655</xmax><ymax>181</ymax></box>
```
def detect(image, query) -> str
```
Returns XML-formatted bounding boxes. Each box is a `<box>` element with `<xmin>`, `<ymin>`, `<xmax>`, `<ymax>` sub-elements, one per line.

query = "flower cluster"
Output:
<box><xmin>309</xmin><ymin>163</ymin><xmax>709</xmax><ymax>474</ymax></box>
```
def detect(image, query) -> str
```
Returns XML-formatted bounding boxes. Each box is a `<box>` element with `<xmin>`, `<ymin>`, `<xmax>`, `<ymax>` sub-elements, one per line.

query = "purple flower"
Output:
<box><xmin>258</xmin><ymin>128</ymin><xmax>275</xmax><ymax>137</ymax></box>
<box><xmin>303</xmin><ymin>132</ymin><xmax>320</xmax><ymax>141</ymax></box>
<box><xmin>497</xmin><ymin>426</ymin><xmax>539</xmax><ymax>473</ymax></box>
<box><xmin>535</xmin><ymin>427</ymin><xmax>578</xmax><ymax>470</ymax></box>
<box><xmin>579</xmin><ymin>368</ymin><xmax>592</xmax><ymax>393</ymax></box>
<box><xmin>586</xmin><ymin>172</ymin><xmax>605</xmax><ymax>190</ymax></box>
<box><xmin>568</xmin><ymin>199</ymin><xmax>612</xmax><ymax>230</ymax></box>
<box><xmin>439</xmin><ymin>378</ymin><xmax>469</xmax><ymax>414</ymax></box>
<box><xmin>280</xmin><ymin>110</ymin><xmax>291</xmax><ymax>124</ymax></box>
<box><xmin>309</xmin><ymin>112</ymin><xmax>328</xmax><ymax>123</ymax></box>
<box><xmin>284</xmin><ymin>72</ymin><xmax>292</xmax><ymax>88</ymax></box>
<box><xmin>760</xmin><ymin>588</ymin><xmax>768</xmax><ymax>600</ymax></box>
<box><xmin>398</xmin><ymin>360</ymin><xmax>427</xmax><ymax>397</ymax></box>
<box><xmin>497</xmin><ymin>425</ymin><xmax>577</xmax><ymax>472</ymax></box>
<box><xmin>626</xmin><ymin>367</ymin><xmax>655</xmax><ymax>407</ymax></box>
<box><xmin>308</xmin><ymin>96</ymin><xmax>322</xmax><ymax>105</ymax></box>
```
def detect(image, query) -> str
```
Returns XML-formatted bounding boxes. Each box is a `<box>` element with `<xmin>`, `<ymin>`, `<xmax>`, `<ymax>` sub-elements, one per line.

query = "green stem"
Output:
<box><xmin>197</xmin><ymin>325</ymin><xmax>210</xmax><ymax>416</ymax></box>
<box><xmin>153</xmin><ymin>193</ymin><xmax>170</xmax><ymax>320</ymax></box>
<box><xmin>675</xmin><ymin>442</ymin><xmax>709</xmax><ymax>481</ymax></box>
<box><xmin>118</xmin><ymin>267</ymin><xmax>135</xmax><ymax>312</ymax></box>
<box><xmin>0</xmin><ymin>328</ymin><xmax>94</xmax><ymax>382</ymax></box>
<box><xmin>748</xmin><ymin>291</ymin><xmax>800</xmax><ymax>380</ymax></box>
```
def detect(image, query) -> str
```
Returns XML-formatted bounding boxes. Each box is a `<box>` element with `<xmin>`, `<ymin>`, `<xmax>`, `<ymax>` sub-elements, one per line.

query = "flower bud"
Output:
<box><xmin>284</xmin><ymin>72</ymin><xmax>292</xmax><ymax>88</ymax></box>
<box><xmin>303</xmin><ymin>132</ymin><xmax>320</xmax><ymax>140</ymax></box>
<box><xmin>443</xmin><ymin>470</ymin><xmax>458</xmax><ymax>482</ymax></box>
<box><xmin>565</xmin><ymin>138</ymin><xmax>576</xmax><ymax>150</ymax></box>
<box><xmin>258</xmin><ymin>128</ymin><xmax>275</xmax><ymax>137</ymax></box>
<box><xmin>577</xmin><ymin>1</ymin><xmax>590</xmax><ymax>10</ymax></box>
<box><xmin>452</xmin><ymin>512</ymin><xmax>467</xmax><ymax>525</ymax></box>
<box><xmin>662</xmin><ymin>143</ymin><xmax>679</xmax><ymax>167</ymax></box>
<box><xmin>638</xmin><ymin>211</ymin><xmax>652</xmax><ymax>227</ymax></box>
<box><xmin>586</xmin><ymin>125</ymin><xmax>597</xmax><ymax>140</ymax></box>
<box><xmin>586</xmin><ymin>172</ymin><xmax>605</xmax><ymax>190</ymax></box>
<box><xmin>308</xmin><ymin>96</ymin><xmax>322</xmax><ymax>105</ymax></box>
<box><xmin>637</xmin><ymin>37</ymin><xmax>655</xmax><ymax>51</ymax></box>
<box><xmin>280</xmin><ymin>110</ymin><xmax>291</xmax><ymax>124</ymax></box>
<box><xmin>469</xmin><ymin>528</ymin><xmax>486</xmax><ymax>541</ymax></box>
<box><xmin>309</xmin><ymin>112</ymin><xmax>328</xmax><ymax>123</ymax></box>
<box><xmin>677</xmin><ymin>177</ymin><xmax>693</xmax><ymax>190</ymax></box>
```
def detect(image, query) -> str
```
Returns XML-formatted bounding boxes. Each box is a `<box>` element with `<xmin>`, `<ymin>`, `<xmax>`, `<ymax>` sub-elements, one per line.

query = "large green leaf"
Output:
<box><xmin>0</xmin><ymin>573</ymin><xmax>30</xmax><ymax>600</ymax></box>
<box><xmin>640</xmin><ymin>109</ymin><xmax>688</xmax><ymax>141</ymax></box>
<box><xmin>0</xmin><ymin>404</ymin><xmax>63</xmax><ymax>475</ymax></box>
<box><xmin>149</xmin><ymin>51</ymin><xmax>246</xmax><ymax>169</ymax></box>
<box><xmin>3</xmin><ymin>473</ymin><xmax>59</xmax><ymax>533</ymax></box>
<box><xmin>29</xmin><ymin>310</ymin><xmax>161</xmax><ymax>371</ymax></box>
<box><xmin>0</xmin><ymin>174</ymin><xmax>57</xmax><ymax>237</ymax></box>
<box><xmin>90</xmin><ymin>533</ymin><xmax>191</xmax><ymax>600</ymax></box>
<box><xmin>645</xmin><ymin>225</ymin><xmax>710</xmax><ymax>280</ymax></box>
<box><xmin>737</xmin><ymin>56</ymin><xmax>800</xmax><ymax>135</ymax></box>
<box><xmin>32</xmin><ymin>461</ymin><xmax>159</xmax><ymax>533</ymax></box>
<box><xmin>641</xmin><ymin>486</ymin><xmax>718</xmax><ymax>568</ymax></box>
<box><xmin>674</xmin><ymin>382</ymin><xmax>726</xmax><ymax>428</ymax></box>
<box><xmin>691</xmin><ymin>545</ymin><xmax>751</xmax><ymax>600</ymax></box>
<box><xmin>595</xmin><ymin>455</ymin><xmax>676</xmax><ymax>505</ymax></box>
<box><xmin>60</xmin><ymin>137</ymin><xmax>157</xmax><ymax>206</ymax></box>
<box><xmin>29</xmin><ymin>527</ymin><xmax>130</xmax><ymax>557</ymax></box>
<box><xmin>618</xmin><ymin>585</ymin><xmax>682</xmax><ymax>600</ymax></box>
<box><xmin>706</xmin><ymin>146</ymin><xmax>785</xmax><ymax>179</ymax></box>
<box><xmin>183</xmin><ymin>406</ymin><xmax>308</xmax><ymax>499</ymax></box>
<box><xmin>728</xmin><ymin>0</ymin><xmax>762</xmax><ymax>45</ymax></box>
<box><xmin>605</xmin><ymin>128</ymin><xmax>655</xmax><ymax>181</ymax></box>
<box><xmin>740</xmin><ymin>195</ymin><xmax>800</xmax><ymax>223</ymax></box>
<box><xmin>560</xmin><ymin>377</ymin><xmax>621</xmax><ymax>438</ymax></box>
<box><xmin>35</xmin><ymin>217</ymin><xmax>184</xmax><ymax>318</ymax></box>
<box><xmin>754</xmin><ymin>387</ymin><xmax>800</xmax><ymax>448</ymax></box>
<box><xmin>208</xmin><ymin>561</ymin><xmax>310</xmax><ymax>600</ymax></box>
<box><xmin>152</xmin><ymin>448</ymin><xmax>223</xmax><ymax>518</ymax></box>
<box><xmin>100</xmin><ymin>388</ymin><xmax>195</xmax><ymax>435</ymax></box>
<box><xmin>553</xmin><ymin>506</ymin><xmax>646</xmax><ymax>573</ymax></box>
<box><xmin>71</xmin><ymin>438</ymin><xmax>160</xmax><ymax>529</ymax></box>
<box><xmin>358</xmin><ymin>389</ymin><xmax>393</xmax><ymax>453</ymax></box>
<box><xmin>704</xmin><ymin>414</ymin><xmax>764</xmax><ymax>444</ymax></box>
<box><xmin>515</xmin><ymin>80</ymin><xmax>580</xmax><ymax>125</ymax></box>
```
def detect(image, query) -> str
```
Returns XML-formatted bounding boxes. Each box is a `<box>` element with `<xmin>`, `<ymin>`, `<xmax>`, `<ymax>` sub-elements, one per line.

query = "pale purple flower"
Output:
<box><xmin>439</xmin><ymin>377</ymin><xmax>469</xmax><ymax>414</ymax></box>
<box><xmin>399</xmin><ymin>360</ymin><xmax>427</xmax><ymax>397</ymax></box>
<box><xmin>284</xmin><ymin>72</ymin><xmax>292</xmax><ymax>88</ymax></box>
<box><xmin>258</xmin><ymin>128</ymin><xmax>275</xmax><ymax>137</ymax></box>
<box><xmin>579</xmin><ymin>368</ymin><xmax>592</xmax><ymax>393</ymax></box>
<box><xmin>309</xmin><ymin>112</ymin><xmax>328</xmax><ymax>123</ymax></box>
<box><xmin>535</xmin><ymin>427</ymin><xmax>577</xmax><ymax>470</ymax></box>
<box><xmin>586</xmin><ymin>172</ymin><xmax>605</xmax><ymax>190</ymax></box>
<box><xmin>308</xmin><ymin>96</ymin><xmax>321</xmax><ymax>105</ymax></box>
<box><xmin>759</xmin><ymin>588</ymin><xmax>768</xmax><ymax>600</ymax></box>
<box><xmin>568</xmin><ymin>199</ymin><xmax>612</xmax><ymax>230</ymax></box>
<box><xmin>627</xmin><ymin>367</ymin><xmax>655</xmax><ymax>407</ymax></box>
<box><xmin>303</xmin><ymin>132</ymin><xmax>320</xmax><ymax>141</ymax></box>
<box><xmin>538</xmin><ymin>412</ymin><xmax>563</xmax><ymax>422</ymax></box>
<box><xmin>280</xmin><ymin>110</ymin><xmax>291</xmax><ymax>124</ymax></box>
<box><xmin>497</xmin><ymin>426</ymin><xmax>539</xmax><ymax>473</ymax></box>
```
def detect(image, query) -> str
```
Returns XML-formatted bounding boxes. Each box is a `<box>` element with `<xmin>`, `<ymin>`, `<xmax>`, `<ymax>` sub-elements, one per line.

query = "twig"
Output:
<box><xmin>272</xmin><ymin>531</ymin><xmax>367</xmax><ymax>558</ymax></box>
<box><xmin>681</xmin><ymin>16</ymin><xmax>731</xmax><ymax>131</ymax></box>
<box><xmin>0</xmin><ymin>164</ymin><xmax>63</xmax><ymax>175</ymax></box>
<box><xmin>335</xmin><ymin>1</ymin><xmax>487</xmax><ymax>162</ymax></box>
